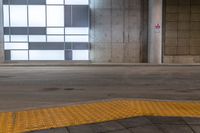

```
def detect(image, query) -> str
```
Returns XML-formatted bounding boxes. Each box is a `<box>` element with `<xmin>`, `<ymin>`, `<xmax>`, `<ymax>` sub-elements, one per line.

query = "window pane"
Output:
<box><xmin>3</xmin><ymin>5</ymin><xmax>9</xmax><ymax>27</ymax></box>
<box><xmin>11</xmin><ymin>35</ymin><xmax>28</xmax><ymax>42</ymax></box>
<box><xmin>29</xmin><ymin>50</ymin><xmax>64</xmax><ymax>60</ymax></box>
<box><xmin>47</xmin><ymin>0</ymin><xmax>64</xmax><ymax>4</ymax></box>
<box><xmin>4</xmin><ymin>35</ymin><xmax>10</xmax><ymax>42</ymax></box>
<box><xmin>5</xmin><ymin>43</ymin><xmax>28</xmax><ymax>50</ymax></box>
<box><xmin>29</xmin><ymin>35</ymin><xmax>46</xmax><ymax>42</ymax></box>
<box><xmin>65</xmin><ymin>27</ymin><xmax>89</xmax><ymax>34</ymax></box>
<box><xmin>28</xmin><ymin>6</ymin><xmax>46</xmax><ymax>27</ymax></box>
<box><xmin>72</xmin><ymin>50</ymin><xmax>89</xmax><ymax>60</ymax></box>
<box><xmin>65</xmin><ymin>0</ymin><xmax>88</xmax><ymax>5</ymax></box>
<box><xmin>47</xmin><ymin>28</ymin><xmax>64</xmax><ymax>34</ymax></box>
<box><xmin>65</xmin><ymin>35</ymin><xmax>89</xmax><ymax>42</ymax></box>
<box><xmin>47</xmin><ymin>36</ymin><xmax>64</xmax><ymax>42</ymax></box>
<box><xmin>47</xmin><ymin>6</ymin><xmax>64</xmax><ymax>26</ymax></box>
<box><xmin>10</xmin><ymin>6</ymin><xmax>27</xmax><ymax>27</ymax></box>
<box><xmin>11</xmin><ymin>50</ymin><xmax>28</xmax><ymax>60</ymax></box>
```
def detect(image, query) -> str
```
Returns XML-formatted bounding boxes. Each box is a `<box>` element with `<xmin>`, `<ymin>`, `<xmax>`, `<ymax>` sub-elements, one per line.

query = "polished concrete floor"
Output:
<box><xmin>0</xmin><ymin>66</ymin><xmax>200</xmax><ymax>111</ymax></box>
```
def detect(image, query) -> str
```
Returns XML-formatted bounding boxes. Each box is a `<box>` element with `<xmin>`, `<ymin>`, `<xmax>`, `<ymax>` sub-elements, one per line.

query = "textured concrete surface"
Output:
<box><xmin>148</xmin><ymin>0</ymin><xmax>163</xmax><ymax>64</ymax></box>
<box><xmin>90</xmin><ymin>0</ymin><xmax>147</xmax><ymax>63</ymax></box>
<box><xmin>164</xmin><ymin>0</ymin><xmax>200</xmax><ymax>63</ymax></box>
<box><xmin>30</xmin><ymin>117</ymin><xmax>200</xmax><ymax>133</ymax></box>
<box><xmin>0</xmin><ymin>66</ymin><xmax>200</xmax><ymax>112</ymax></box>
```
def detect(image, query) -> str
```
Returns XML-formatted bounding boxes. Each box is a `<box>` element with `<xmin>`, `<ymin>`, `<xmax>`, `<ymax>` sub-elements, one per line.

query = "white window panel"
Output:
<box><xmin>47</xmin><ymin>36</ymin><xmax>64</xmax><ymax>42</ymax></box>
<box><xmin>11</xmin><ymin>50</ymin><xmax>28</xmax><ymax>60</ymax></box>
<box><xmin>47</xmin><ymin>6</ymin><xmax>64</xmax><ymax>26</ymax></box>
<box><xmin>10</xmin><ymin>6</ymin><xmax>27</xmax><ymax>27</ymax></box>
<box><xmin>28</xmin><ymin>6</ymin><xmax>46</xmax><ymax>27</ymax></box>
<box><xmin>5</xmin><ymin>43</ymin><xmax>28</xmax><ymax>50</ymax></box>
<box><xmin>72</xmin><ymin>50</ymin><xmax>89</xmax><ymax>60</ymax></box>
<box><xmin>4</xmin><ymin>35</ymin><xmax>10</xmax><ymax>42</ymax></box>
<box><xmin>65</xmin><ymin>27</ymin><xmax>89</xmax><ymax>35</ymax></box>
<box><xmin>65</xmin><ymin>35</ymin><xmax>89</xmax><ymax>42</ymax></box>
<box><xmin>29</xmin><ymin>50</ymin><xmax>64</xmax><ymax>60</ymax></box>
<box><xmin>29</xmin><ymin>35</ymin><xmax>46</xmax><ymax>42</ymax></box>
<box><xmin>47</xmin><ymin>28</ymin><xmax>64</xmax><ymax>34</ymax></box>
<box><xmin>3</xmin><ymin>5</ymin><xmax>9</xmax><ymax>27</ymax></box>
<box><xmin>47</xmin><ymin>0</ymin><xmax>64</xmax><ymax>4</ymax></box>
<box><xmin>65</xmin><ymin>0</ymin><xmax>89</xmax><ymax>5</ymax></box>
<box><xmin>11</xmin><ymin>35</ymin><xmax>28</xmax><ymax>42</ymax></box>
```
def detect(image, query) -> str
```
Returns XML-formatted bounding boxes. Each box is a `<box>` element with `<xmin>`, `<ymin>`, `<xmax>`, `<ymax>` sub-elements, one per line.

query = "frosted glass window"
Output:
<box><xmin>65</xmin><ymin>0</ymin><xmax>89</xmax><ymax>5</ymax></box>
<box><xmin>47</xmin><ymin>28</ymin><xmax>64</xmax><ymax>34</ymax></box>
<box><xmin>72</xmin><ymin>50</ymin><xmax>89</xmax><ymax>60</ymax></box>
<box><xmin>4</xmin><ymin>35</ymin><xmax>10</xmax><ymax>42</ymax></box>
<box><xmin>47</xmin><ymin>0</ymin><xmax>64</xmax><ymax>4</ymax></box>
<box><xmin>65</xmin><ymin>35</ymin><xmax>89</xmax><ymax>42</ymax></box>
<box><xmin>29</xmin><ymin>35</ymin><xmax>46</xmax><ymax>42</ymax></box>
<box><xmin>11</xmin><ymin>50</ymin><xmax>28</xmax><ymax>60</ymax></box>
<box><xmin>10</xmin><ymin>6</ymin><xmax>27</xmax><ymax>27</ymax></box>
<box><xmin>29</xmin><ymin>50</ymin><xmax>64</xmax><ymax>60</ymax></box>
<box><xmin>3</xmin><ymin>5</ymin><xmax>9</xmax><ymax>27</ymax></box>
<box><xmin>5</xmin><ymin>43</ymin><xmax>28</xmax><ymax>50</ymax></box>
<box><xmin>28</xmin><ymin>6</ymin><xmax>46</xmax><ymax>27</ymax></box>
<box><xmin>65</xmin><ymin>27</ymin><xmax>89</xmax><ymax>35</ymax></box>
<box><xmin>47</xmin><ymin>36</ymin><xmax>64</xmax><ymax>42</ymax></box>
<box><xmin>47</xmin><ymin>6</ymin><xmax>64</xmax><ymax>26</ymax></box>
<box><xmin>11</xmin><ymin>35</ymin><xmax>28</xmax><ymax>42</ymax></box>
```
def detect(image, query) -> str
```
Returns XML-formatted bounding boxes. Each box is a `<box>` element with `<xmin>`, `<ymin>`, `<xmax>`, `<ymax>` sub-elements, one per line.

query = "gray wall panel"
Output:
<box><xmin>65</xmin><ymin>50</ymin><xmax>72</xmax><ymax>60</ymax></box>
<box><xmin>28</xmin><ymin>0</ymin><xmax>46</xmax><ymax>5</ymax></box>
<box><xmin>10</xmin><ymin>27</ymin><xmax>27</xmax><ymax>35</ymax></box>
<box><xmin>73</xmin><ymin>43</ymin><xmax>89</xmax><ymax>50</ymax></box>
<box><xmin>64</xmin><ymin>5</ymin><xmax>72</xmax><ymax>27</ymax></box>
<box><xmin>72</xmin><ymin>5</ymin><xmax>89</xmax><ymax>27</ymax></box>
<box><xmin>29</xmin><ymin>27</ymin><xmax>46</xmax><ymax>35</ymax></box>
<box><xmin>29</xmin><ymin>42</ymin><xmax>64</xmax><ymax>50</ymax></box>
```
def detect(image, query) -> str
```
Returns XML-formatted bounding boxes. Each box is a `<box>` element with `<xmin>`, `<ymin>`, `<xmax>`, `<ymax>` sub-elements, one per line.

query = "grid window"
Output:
<box><xmin>3</xmin><ymin>5</ymin><xmax>9</xmax><ymax>27</ymax></box>
<box><xmin>10</xmin><ymin>6</ymin><xmax>27</xmax><ymax>27</ymax></box>
<box><xmin>3</xmin><ymin>0</ymin><xmax>90</xmax><ymax>61</ymax></box>
<box><xmin>28</xmin><ymin>6</ymin><xmax>46</xmax><ymax>27</ymax></box>
<box><xmin>47</xmin><ymin>6</ymin><xmax>64</xmax><ymax>26</ymax></box>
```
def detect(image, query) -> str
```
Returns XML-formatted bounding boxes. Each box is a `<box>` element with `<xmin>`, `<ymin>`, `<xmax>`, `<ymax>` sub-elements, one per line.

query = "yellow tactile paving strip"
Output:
<box><xmin>1</xmin><ymin>99</ymin><xmax>200</xmax><ymax>133</ymax></box>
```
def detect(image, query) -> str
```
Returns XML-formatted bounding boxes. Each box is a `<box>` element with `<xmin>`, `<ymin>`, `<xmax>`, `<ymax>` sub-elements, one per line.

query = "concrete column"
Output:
<box><xmin>0</xmin><ymin>0</ymin><xmax>4</xmax><ymax>63</ymax></box>
<box><xmin>148</xmin><ymin>0</ymin><xmax>163</xmax><ymax>64</ymax></box>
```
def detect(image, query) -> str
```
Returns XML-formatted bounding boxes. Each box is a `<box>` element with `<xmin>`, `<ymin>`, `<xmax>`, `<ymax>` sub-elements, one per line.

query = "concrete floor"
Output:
<box><xmin>0</xmin><ymin>66</ymin><xmax>200</xmax><ymax>111</ymax></box>
<box><xmin>31</xmin><ymin>117</ymin><xmax>200</xmax><ymax>133</ymax></box>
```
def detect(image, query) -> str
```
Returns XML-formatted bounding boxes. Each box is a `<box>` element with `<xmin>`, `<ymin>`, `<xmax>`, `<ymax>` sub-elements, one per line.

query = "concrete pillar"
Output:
<box><xmin>0</xmin><ymin>0</ymin><xmax>4</xmax><ymax>63</ymax></box>
<box><xmin>148</xmin><ymin>0</ymin><xmax>163</xmax><ymax>64</ymax></box>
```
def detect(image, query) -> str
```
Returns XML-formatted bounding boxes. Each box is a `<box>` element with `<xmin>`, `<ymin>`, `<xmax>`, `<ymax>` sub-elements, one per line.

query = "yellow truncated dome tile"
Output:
<box><xmin>1</xmin><ymin>99</ymin><xmax>200</xmax><ymax>133</ymax></box>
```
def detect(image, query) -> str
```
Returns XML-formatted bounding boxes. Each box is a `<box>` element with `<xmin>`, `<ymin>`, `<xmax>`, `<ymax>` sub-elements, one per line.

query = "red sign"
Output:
<box><xmin>155</xmin><ymin>24</ymin><xmax>161</xmax><ymax>29</ymax></box>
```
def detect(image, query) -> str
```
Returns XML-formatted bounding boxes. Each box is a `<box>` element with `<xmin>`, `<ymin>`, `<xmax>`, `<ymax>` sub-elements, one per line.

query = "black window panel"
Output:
<box><xmin>65</xmin><ymin>50</ymin><xmax>72</xmax><ymax>60</ymax></box>
<box><xmin>10</xmin><ymin>27</ymin><xmax>28</xmax><ymax>35</ymax></box>
<box><xmin>73</xmin><ymin>42</ymin><xmax>89</xmax><ymax>50</ymax></box>
<box><xmin>29</xmin><ymin>27</ymin><xmax>46</xmax><ymax>35</ymax></box>
<box><xmin>45</xmin><ymin>43</ymin><xmax>64</xmax><ymax>50</ymax></box>
<box><xmin>72</xmin><ymin>5</ymin><xmax>89</xmax><ymax>27</ymax></box>
<box><xmin>9</xmin><ymin>0</ymin><xmax>27</xmax><ymax>4</ymax></box>
<box><xmin>64</xmin><ymin>5</ymin><xmax>72</xmax><ymax>27</ymax></box>
<box><xmin>29</xmin><ymin>42</ymin><xmax>64</xmax><ymax>50</ymax></box>
<box><xmin>29</xmin><ymin>43</ymin><xmax>44</xmax><ymax>50</ymax></box>
<box><xmin>5</xmin><ymin>50</ymin><xmax>11</xmax><ymax>61</ymax></box>
<box><xmin>65</xmin><ymin>43</ymin><xmax>72</xmax><ymax>49</ymax></box>
<box><xmin>4</xmin><ymin>27</ymin><xmax>9</xmax><ymax>35</ymax></box>
<box><xmin>3</xmin><ymin>0</ymin><xmax>9</xmax><ymax>4</ymax></box>
<box><xmin>28</xmin><ymin>0</ymin><xmax>46</xmax><ymax>5</ymax></box>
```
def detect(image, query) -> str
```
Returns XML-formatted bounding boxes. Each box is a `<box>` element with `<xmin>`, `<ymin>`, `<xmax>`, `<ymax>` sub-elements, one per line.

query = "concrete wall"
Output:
<box><xmin>0</xmin><ymin>0</ymin><xmax>4</xmax><ymax>63</ymax></box>
<box><xmin>90</xmin><ymin>0</ymin><xmax>148</xmax><ymax>63</ymax></box>
<box><xmin>163</xmin><ymin>0</ymin><xmax>200</xmax><ymax>63</ymax></box>
<box><xmin>148</xmin><ymin>0</ymin><xmax>163</xmax><ymax>64</ymax></box>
